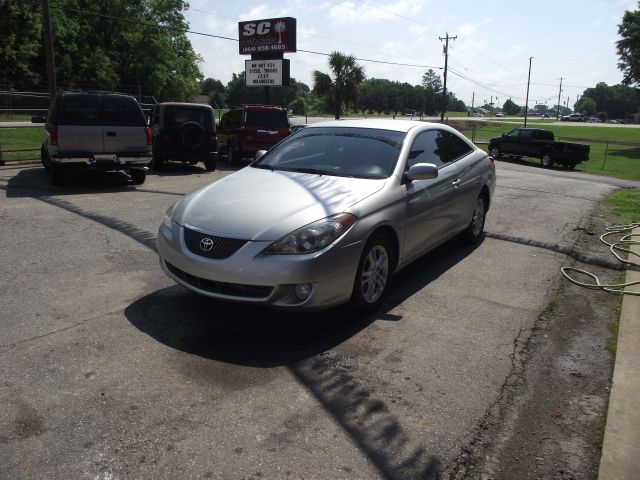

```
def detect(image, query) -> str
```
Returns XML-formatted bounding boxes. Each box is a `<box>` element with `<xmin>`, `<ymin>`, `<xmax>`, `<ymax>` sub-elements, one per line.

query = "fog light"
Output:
<box><xmin>294</xmin><ymin>283</ymin><xmax>312</xmax><ymax>301</ymax></box>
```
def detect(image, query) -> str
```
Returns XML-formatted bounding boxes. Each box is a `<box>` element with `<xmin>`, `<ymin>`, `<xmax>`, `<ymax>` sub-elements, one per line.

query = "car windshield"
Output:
<box><xmin>245</xmin><ymin>109</ymin><xmax>288</xmax><ymax>129</ymax></box>
<box><xmin>252</xmin><ymin>127</ymin><xmax>405</xmax><ymax>179</ymax></box>
<box><xmin>165</xmin><ymin>106</ymin><xmax>212</xmax><ymax>130</ymax></box>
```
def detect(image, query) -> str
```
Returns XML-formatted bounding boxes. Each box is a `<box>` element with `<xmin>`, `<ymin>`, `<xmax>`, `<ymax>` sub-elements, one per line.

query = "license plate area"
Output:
<box><xmin>93</xmin><ymin>154</ymin><xmax>117</xmax><ymax>161</ymax></box>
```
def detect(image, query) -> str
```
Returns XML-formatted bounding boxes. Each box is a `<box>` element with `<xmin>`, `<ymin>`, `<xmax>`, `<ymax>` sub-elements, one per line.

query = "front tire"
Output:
<box><xmin>460</xmin><ymin>195</ymin><xmax>487</xmax><ymax>244</ymax></box>
<box><xmin>541</xmin><ymin>152</ymin><xmax>554</xmax><ymax>168</ymax></box>
<box><xmin>130</xmin><ymin>168</ymin><xmax>147</xmax><ymax>185</ymax></box>
<box><xmin>489</xmin><ymin>146</ymin><xmax>501</xmax><ymax>159</ymax></box>
<box><xmin>350</xmin><ymin>234</ymin><xmax>394</xmax><ymax>314</ymax></box>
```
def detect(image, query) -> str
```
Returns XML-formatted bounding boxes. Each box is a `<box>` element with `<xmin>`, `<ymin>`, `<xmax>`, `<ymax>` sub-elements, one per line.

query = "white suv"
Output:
<box><xmin>32</xmin><ymin>92</ymin><xmax>153</xmax><ymax>185</ymax></box>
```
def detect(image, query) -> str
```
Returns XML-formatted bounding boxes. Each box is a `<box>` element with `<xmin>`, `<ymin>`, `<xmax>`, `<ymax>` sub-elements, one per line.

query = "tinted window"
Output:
<box><xmin>408</xmin><ymin>130</ymin><xmax>449</xmax><ymax>168</ymax></box>
<box><xmin>254</xmin><ymin>127</ymin><xmax>405</xmax><ymax>179</ymax></box>
<box><xmin>518</xmin><ymin>129</ymin><xmax>533</xmax><ymax>139</ymax></box>
<box><xmin>102</xmin><ymin>96</ymin><xmax>146</xmax><ymax>127</ymax></box>
<box><xmin>58</xmin><ymin>95</ymin><xmax>100</xmax><ymax>125</ymax></box>
<box><xmin>245</xmin><ymin>109</ymin><xmax>288</xmax><ymax>129</ymax></box>
<box><xmin>164</xmin><ymin>106</ymin><xmax>213</xmax><ymax>130</ymax></box>
<box><xmin>443</xmin><ymin>131</ymin><xmax>473</xmax><ymax>161</ymax></box>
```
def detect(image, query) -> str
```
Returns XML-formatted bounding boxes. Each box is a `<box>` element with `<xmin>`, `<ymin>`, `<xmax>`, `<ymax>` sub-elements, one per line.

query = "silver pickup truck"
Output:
<box><xmin>32</xmin><ymin>92</ymin><xmax>152</xmax><ymax>185</ymax></box>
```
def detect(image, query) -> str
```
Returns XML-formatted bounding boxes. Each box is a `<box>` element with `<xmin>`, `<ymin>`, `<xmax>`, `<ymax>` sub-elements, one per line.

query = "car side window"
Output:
<box><xmin>443</xmin><ymin>131</ymin><xmax>473</xmax><ymax>161</ymax></box>
<box><xmin>407</xmin><ymin>130</ymin><xmax>448</xmax><ymax>169</ymax></box>
<box><xmin>506</xmin><ymin>130</ymin><xmax>519</xmax><ymax>138</ymax></box>
<box><xmin>518</xmin><ymin>129</ymin><xmax>532</xmax><ymax>139</ymax></box>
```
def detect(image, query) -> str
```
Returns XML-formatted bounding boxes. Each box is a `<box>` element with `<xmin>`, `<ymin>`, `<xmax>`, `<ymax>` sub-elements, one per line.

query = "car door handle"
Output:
<box><xmin>452</xmin><ymin>179</ymin><xmax>461</xmax><ymax>187</ymax></box>
<box><xmin>106</xmin><ymin>131</ymin><xmax>116</xmax><ymax>137</ymax></box>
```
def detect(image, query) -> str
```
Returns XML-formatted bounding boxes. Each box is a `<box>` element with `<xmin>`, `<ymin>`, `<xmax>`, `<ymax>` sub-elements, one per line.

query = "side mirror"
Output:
<box><xmin>406</xmin><ymin>163</ymin><xmax>438</xmax><ymax>182</ymax></box>
<box><xmin>31</xmin><ymin>116</ymin><xmax>46</xmax><ymax>124</ymax></box>
<box><xmin>254</xmin><ymin>150</ymin><xmax>267</xmax><ymax>162</ymax></box>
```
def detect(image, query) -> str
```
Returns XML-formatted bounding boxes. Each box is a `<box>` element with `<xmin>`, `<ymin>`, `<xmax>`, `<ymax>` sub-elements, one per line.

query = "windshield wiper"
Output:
<box><xmin>281</xmin><ymin>167</ymin><xmax>354</xmax><ymax>177</ymax></box>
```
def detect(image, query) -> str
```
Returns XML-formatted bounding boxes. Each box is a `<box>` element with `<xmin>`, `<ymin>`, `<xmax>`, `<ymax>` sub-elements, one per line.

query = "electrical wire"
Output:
<box><xmin>561</xmin><ymin>223</ymin><xmax>640</xmax><ymax>296</ymax></box>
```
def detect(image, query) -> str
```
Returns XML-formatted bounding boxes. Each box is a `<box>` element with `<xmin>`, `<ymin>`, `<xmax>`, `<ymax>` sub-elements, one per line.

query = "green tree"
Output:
<box><xmin>421</xmin><ymin>69</ymin><xmax>443</xmax><ymax>115</ymax></box>
<box><xmin>578</xmin><ymin>82</ymin><xmax>639</xmax><ymax>119</ymax></box>
<box><xmin>313</xmin><ymin>51</ymin><xmax>365</xmax><ymax>119</ymax></box>
<box><xmin>617</xmin><ymin>2</ymin><xmax>640</xmax><ymax>86</ymax></box>
<box><xmin>0</xmin><ymin>0</ymin><xmax>203</xmax><ymax>100</ymax></box>
<box><xmin>503</xmin><ymin>99</ymin><xmax>521</xmax><ymax>115</ymax></box>
<box><xmin>0</xmin><ymin>1</ymin><xmax>42</xmax><ymax>86</ymax></box>
<box><xmin>575</xmin><ymin>96</ymin><xmax>597</xmax><ymax>116</ymax></box>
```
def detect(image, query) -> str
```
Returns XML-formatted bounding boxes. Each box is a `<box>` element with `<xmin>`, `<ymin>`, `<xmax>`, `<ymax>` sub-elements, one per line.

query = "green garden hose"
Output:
<box><xmin>561</xmin><ymin>223</ymin><xmax>640</xmax><ymax>295</ymax></box>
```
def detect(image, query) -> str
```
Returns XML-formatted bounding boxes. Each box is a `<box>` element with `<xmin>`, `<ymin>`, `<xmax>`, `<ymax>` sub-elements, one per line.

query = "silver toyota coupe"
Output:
<box><xmin>157</xmin><ymin>119</ymin><xmax>496</xmax><ymax>312</ymax></box>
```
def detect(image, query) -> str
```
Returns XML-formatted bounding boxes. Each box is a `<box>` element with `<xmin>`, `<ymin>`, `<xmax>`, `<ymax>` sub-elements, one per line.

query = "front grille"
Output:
<box><xmin>183</xmin><ymin>227</ymin><xmax>248</xmax><ymax>259</ymax></box>
<box><xmin>165</xmin><ymin>261</ymin><xmax>273</xmax><ymax>299</ymax></box>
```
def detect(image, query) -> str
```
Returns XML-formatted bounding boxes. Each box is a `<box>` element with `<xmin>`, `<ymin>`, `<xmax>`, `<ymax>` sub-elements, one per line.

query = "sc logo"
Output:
<box><xmin>242</xmin><ymin>22</ymin><xmax>272</xmax><ymax>36</ymax></box>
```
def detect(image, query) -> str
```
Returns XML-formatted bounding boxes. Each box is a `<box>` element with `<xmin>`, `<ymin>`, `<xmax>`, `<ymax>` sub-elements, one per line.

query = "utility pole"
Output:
<box><xmin>524</xmin><ymin>57</ymin><xmax>533</xmax><ymax>127</ymax></box>
<box><xmin>556</xmin><ymin>77</ymin><xmax>563</xmax><ymax>121</ymax></box>
<box><xmin>42</xmin><ymin>0</ymin><xmax>57</xmax><ymax>99</ymax></box>
<box><xmin>470</xmin><ymin>92</ymin><xmax>475</xmax><ymax>116</ymax></box>
<box><xmin>439</xmin><ymin>32</ymin><xmax>456</xmax><ymax>122</ymax></box>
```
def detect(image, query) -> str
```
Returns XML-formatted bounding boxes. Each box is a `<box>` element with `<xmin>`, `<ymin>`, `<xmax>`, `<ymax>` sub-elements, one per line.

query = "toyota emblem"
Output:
<box><xmin>200</xmin><ymin>237</ymin><xmax>214</xmax><ymax>252</ymax></box>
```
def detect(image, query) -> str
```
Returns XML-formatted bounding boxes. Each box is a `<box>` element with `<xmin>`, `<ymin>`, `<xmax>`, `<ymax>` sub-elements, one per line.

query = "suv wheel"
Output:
<box><xmin>204</xmin><ymin>156</ymin><xmax>217</xmax><ymax>172</ymax></box>
<box><xmin>130</xmin><ymin>168</ymin><xmax>147</xmax><ymax>185</ymax></box>
<box><xmin>49</xmin><ymin>163</ymin><xmax>66</xmax><ymax>186</ymax></box>
<box><xmin>152</xmin><ymin>154</ymin><xmax>164</xmax><ymax>170</ymax></box>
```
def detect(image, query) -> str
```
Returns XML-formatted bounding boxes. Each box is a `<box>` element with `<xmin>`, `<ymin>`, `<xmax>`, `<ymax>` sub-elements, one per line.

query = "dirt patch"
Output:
<box><xmin>448</xmin><ymin>202</ymin><xmax>623</xmax><ymax>479</ymax></box>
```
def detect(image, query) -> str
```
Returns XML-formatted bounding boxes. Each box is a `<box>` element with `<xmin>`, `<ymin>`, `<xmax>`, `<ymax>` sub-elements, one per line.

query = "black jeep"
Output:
<box><xmin>149</xmin><ymin>103</ymin><xmax>218</xmax><ymax>171</ymax></box>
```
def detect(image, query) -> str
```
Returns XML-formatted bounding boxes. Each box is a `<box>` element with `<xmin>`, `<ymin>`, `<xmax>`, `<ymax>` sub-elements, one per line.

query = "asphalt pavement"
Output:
<box><xmin>0</xmin><ymin>160</ymin><xmax>632</xmax><ymax>479</ymax></box>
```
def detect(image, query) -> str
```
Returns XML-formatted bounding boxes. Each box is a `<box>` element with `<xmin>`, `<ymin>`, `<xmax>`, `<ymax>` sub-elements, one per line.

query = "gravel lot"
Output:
<box><xmin>0</xmin><ymin>160</ymin><xmax>628</xmax><ymax>479</ymax></box>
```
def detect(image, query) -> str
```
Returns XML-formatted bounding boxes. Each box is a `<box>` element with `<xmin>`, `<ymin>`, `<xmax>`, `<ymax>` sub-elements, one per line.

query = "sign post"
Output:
<box><xmin>238</xmin><ymin>17</ymin><xmax>296</xmax><ymax>104</ymax></box>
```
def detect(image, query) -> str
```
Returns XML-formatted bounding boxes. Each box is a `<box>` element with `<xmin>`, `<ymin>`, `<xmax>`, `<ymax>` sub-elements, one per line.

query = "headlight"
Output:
<box><xmin>262</xmin><ymin>213</ymin><xmax>357</xmax><ymax>255</ymax></box>
<box><xmin>163</xmin><ymin>201</ymin><xmax>179</xmax><ymax>228</ymax></box>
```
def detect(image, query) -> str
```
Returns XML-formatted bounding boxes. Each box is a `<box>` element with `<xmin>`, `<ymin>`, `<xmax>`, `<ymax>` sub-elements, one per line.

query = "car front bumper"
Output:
<box><xmin>157</xmin><ymin>220</ymin><xmax>364</xmax><ymax>310</ymax></box>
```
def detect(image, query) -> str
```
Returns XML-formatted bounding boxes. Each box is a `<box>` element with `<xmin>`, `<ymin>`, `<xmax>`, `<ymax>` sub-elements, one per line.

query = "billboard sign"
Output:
<box><xmin>245</xmin><ymin>59</ymin><xmax>290</xmax><ymax>87</ymax></box>
<box><xmin>239</xmin><ymin>17</ymin><xmax>297</xmax><ymax>55</ymax></box>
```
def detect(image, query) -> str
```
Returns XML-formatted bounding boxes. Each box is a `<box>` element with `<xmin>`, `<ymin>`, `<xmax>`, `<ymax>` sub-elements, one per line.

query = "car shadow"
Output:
<box><xmin>123</xmin><ymin>239</ymin><xmax>473</xmax><ymax>480</ymax></box>
<box><xmin>3</xmin><ymin>165</ymin><xmax>137</xmax><ymax>197</ymax></box>
<box><xmin>124</xmin><ymin>236</ymin><xmax>481</xmax><ymax>368</ymax></box>
<box><xmin>496</xmin><ymin>155</ymin><xmax>564</xmax><ymax>171</ymax></box>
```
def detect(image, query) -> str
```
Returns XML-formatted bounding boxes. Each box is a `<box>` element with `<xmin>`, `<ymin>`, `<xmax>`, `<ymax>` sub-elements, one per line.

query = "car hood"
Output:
<box><xmin>173</xmin><ymin>166</ymin><xmax>386</xmax><ymax>241</ymax></box>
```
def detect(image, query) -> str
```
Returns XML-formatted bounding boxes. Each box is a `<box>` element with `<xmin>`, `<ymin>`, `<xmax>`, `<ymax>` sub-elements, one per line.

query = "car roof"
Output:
<box><xmin>305</xmin><ymin>119</ymin><xmax>445</xmax><ymax>133</ymax></box>
<box><xmin>158</xmin><ymin>102</ymin><xmax>213</xmax><ymax>109</ymax></box>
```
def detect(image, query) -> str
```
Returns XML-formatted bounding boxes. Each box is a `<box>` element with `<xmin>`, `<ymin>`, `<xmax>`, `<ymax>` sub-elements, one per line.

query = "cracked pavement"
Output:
<box><xmin>0</xmin><ymin>161</ymin><xmax>618</xmax><ymax>479</ymax></box>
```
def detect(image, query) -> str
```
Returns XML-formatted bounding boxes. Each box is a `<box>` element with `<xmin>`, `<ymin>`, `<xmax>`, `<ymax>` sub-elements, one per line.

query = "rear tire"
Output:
<box><xmin>460</xmin><ymin>194</ymin><xmax>487</xmax><ymax>245</ymax></box>
<box><xmin>130</xmin><ymin>168</ymin><xmax>147</xmax><ymax>185</ymax></box>
<box><xmin>49</xmin><ymin>163</ymin><xmax>65</xmax><ymax>186</ymax></box>
<box><xmin>349</xmin><ymin>234</ymin><xmax>394</xmax><ymax>315</ymax></box>
<box><xmin>204</xmin><ymin>156</ymin><xmax>217</xmax><ymax>172</ymax></box>
<box><xmin>152</xmin><ymin>154</ymin><xmax>164</xmax><ymax>171</ymax></box>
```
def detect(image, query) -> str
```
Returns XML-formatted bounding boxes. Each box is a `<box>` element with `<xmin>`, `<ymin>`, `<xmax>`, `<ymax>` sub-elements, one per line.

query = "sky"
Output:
<box><xmin>183</xmin><ymin>0</ymin><xmax>637</xmax><ymax>109</ymax></box>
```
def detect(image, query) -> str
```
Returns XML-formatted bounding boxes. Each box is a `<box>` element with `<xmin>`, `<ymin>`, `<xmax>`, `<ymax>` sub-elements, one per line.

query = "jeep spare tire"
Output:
<box><xmin>180</xmin><ymin>121</ymin><xmax>206</xmax><ymax>151</ymax></box>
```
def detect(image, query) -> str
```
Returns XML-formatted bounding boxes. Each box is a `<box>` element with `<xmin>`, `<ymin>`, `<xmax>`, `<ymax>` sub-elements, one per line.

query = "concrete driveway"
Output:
<box><xmin>0</xmin><ymin>160</ymin><xmax>618</xmax><ymax>479</ymax></box>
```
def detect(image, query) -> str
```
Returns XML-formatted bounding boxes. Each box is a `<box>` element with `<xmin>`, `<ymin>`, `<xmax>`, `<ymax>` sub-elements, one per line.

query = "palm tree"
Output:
<box><xmin>313</xmin><ymin>51</ymin><xmax>365</xmax><ymax>119</ymax></box>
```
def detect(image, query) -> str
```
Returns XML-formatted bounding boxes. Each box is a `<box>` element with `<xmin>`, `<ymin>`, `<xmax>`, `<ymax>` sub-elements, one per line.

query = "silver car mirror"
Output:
<box><xmin>406</xmin><ymin>163</ymin><xmax>438</xmax><ymax>182</ymax></box>
<box><xmin>254</xmin><ymin>150</ymin><xmax>267</xmax><ymax>161</ymax></box>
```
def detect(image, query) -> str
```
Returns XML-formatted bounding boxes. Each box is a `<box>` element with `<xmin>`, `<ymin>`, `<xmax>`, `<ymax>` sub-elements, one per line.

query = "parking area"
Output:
<box><xmin>0</xmin><ymin>161</ymin><xmax>619</xmax><ymax>479</ymax></box>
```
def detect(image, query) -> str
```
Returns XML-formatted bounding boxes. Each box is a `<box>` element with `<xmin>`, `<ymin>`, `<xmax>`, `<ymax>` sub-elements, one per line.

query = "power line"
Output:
<box><xmin>351</xmin><ymin>0</ymin><xmax>429</xmax><ymax>27</ymax></box>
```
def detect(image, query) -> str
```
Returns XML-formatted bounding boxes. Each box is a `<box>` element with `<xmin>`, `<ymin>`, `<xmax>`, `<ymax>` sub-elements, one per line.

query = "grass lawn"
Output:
<box><xmin>605</xmin><ymin>188</ymin><xmax>640</xmax><ymax>225</ymax></box>
<box><xmin>0</xmin><ymin>127</ymin><xmax>44</xmax><ymax>162</ymax></box>
<box><xmin>457</xmin><ymin>121</ymin><xmax>640</xmax><ymax>182</ymax></box>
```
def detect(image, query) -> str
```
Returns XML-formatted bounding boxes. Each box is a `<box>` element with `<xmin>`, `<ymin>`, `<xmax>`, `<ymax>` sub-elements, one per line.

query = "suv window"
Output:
<box><xmin>518</xmin><ymin>129</ymin><xmax>533</xmax><ymax>139</ymax></box>
<box><xmin>58</xmin><ymin>94</ymin><xmax>100</xmax><ymax>125</ymax></box>
<box><xmin>245</xmin><ymin>109</ymin><xmax>288</xmax><ymax>128</ymax></box>
<box><xmin>164</xmin><ymin>106</ymin><xmax>213</xmax><ymax>130</ymax></box>
<box><xmin>102</xmin><ymin>95</ymin><xmax>146</xmax><ymax>127</ymax></box>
